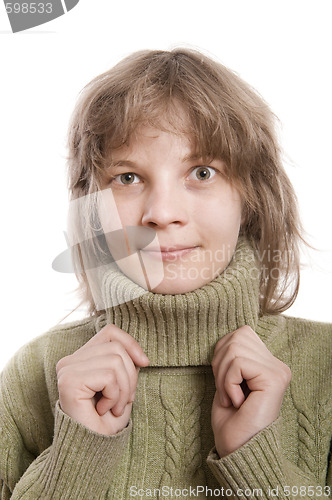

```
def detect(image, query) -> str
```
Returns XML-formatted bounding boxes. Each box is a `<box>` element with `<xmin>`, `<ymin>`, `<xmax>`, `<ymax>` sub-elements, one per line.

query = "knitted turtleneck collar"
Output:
<box><xmin>98</xmin><ymin>238</ymin><xmax>260</xmax><ymax>367</ymax></box>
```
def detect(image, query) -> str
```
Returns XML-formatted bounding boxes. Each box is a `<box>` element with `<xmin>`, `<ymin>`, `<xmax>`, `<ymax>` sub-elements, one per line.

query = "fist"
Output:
<box><xmin>56</xmin><ymin>324</ymin><xmax>149</xmax><ymax>435</ymax></box>
<box><xmin>211</xmin><ymin>326</ymin><xmax>291</xmax><ymax>457</ymax></box>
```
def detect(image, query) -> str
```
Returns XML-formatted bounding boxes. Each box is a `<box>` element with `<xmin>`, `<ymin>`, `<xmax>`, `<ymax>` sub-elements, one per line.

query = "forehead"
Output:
<box><xmin>105</xmin><ymin>99</ymin><xmax>224</xmax><ymax>167</ymax></box>
<box><xmin>110</xmin><ymin>124</ymin><xmax>198</xmax><ymax>162</ymax></box>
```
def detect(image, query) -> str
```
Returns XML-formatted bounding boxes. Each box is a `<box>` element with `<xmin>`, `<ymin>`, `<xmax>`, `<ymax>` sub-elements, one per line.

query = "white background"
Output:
<box><xmin>0</xmin><ymin>0</ymin><xmax>331</xmax><ymax>370</ymax></box>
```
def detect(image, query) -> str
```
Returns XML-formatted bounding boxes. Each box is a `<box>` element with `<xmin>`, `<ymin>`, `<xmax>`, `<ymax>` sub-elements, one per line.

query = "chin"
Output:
<box><xmin>150</xmin><ymin>278</ymin><xmax>211</xmax><ymax>295</ymax></box>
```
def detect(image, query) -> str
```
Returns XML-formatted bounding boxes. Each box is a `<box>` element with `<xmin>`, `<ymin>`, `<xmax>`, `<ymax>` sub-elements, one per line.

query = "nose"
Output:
<box><xmin>141</xmin><ymin>183</ymin><xmax>189</xmax><ymax>228</ymax></box>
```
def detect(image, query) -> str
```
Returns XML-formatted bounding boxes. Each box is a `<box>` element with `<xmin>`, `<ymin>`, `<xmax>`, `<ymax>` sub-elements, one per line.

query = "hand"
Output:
<box><xmin>211</xmin><ymin>325</ymin><xmax>291</xmax><ymax>457</ymax></box>
<box><xmin>56</xmin><ymin>324</ymin><xmax>149</xmax><ymax>436</ymax></box>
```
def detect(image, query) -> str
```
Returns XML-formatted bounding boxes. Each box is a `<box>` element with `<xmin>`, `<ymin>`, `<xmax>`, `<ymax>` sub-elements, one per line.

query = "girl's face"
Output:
<box><xmin>100</xmin><ymin>126</ymin><xmax>242</xmax><ymax>294</ymax></box>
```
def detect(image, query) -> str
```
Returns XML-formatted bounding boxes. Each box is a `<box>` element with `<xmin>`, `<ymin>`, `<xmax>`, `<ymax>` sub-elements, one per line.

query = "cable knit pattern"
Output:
<box><xmin>160</xmin><ymin>374</ymin><xmax>206</xmax><ymax>488</ymax></box>
<box><xmin>297</xmin><ymin>403</ymin><xmax>332</xmax><ymax>486</ymax></box>
<box><xmin>298</xmin><ymin>411</ymin><xmax>319</xmax><ymax>478</ymax></box>
<box><xmin>0</xmin><ymin>239</ymin><xmax>331</xmax><ymax>499</ymax></box>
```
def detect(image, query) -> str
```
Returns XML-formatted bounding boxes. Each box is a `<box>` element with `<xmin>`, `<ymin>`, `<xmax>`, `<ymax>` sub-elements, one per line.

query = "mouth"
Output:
<box><xmin>141</xmin><ymin>245</ymin><xmax>200</xmax><ymax>261</ymax></box>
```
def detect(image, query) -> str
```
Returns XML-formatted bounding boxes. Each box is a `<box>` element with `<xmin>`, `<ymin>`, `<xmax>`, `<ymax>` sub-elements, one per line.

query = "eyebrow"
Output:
<box><xmin>107</xmin><ymin>160</ymin><xmax>137</xmax><ymax>170</ymax></box>
<box><xmin>182</xmin><ymin>153</ymin><xmax>206</xmax><ymax>163</ymax></box>
<box><xmin>109</xmin><ymin>154</ymin><xmax>211</xmax><ymax>170</ymax></box>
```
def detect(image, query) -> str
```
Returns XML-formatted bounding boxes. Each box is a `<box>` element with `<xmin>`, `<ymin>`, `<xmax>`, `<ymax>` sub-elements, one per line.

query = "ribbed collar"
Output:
<box><xmin>97</xmin><ymin>238</ymin><xmax>260</xmax><ymax>367</ymax></box>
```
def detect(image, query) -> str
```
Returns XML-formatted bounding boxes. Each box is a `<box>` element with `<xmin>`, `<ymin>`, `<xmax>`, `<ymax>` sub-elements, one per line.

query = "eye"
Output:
<box><xmin>189</xmin><ymin>166</ymin><xmax>216</xmax><ymax>181</ymax></box>
<box><xmin>114</xmin><ymin>172</ymin><xmax>140</xmax><ymax>185</ymax></box>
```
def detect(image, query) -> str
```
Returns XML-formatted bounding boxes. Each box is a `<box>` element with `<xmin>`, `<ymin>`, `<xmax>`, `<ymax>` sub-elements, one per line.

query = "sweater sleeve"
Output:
<box><xmin>0</xmin><ymin>398</ymin><xmax>131</xmax><ymax>499</ymax></box>
<box><xmin>206</xmin><ymin>418</ymin><xmax>332</xmax><ymax>499</ymax></box>
<box><xmin>0</xmin><ymin>331</ymin><xmax>132</xmax><ymax>500</ymax></box>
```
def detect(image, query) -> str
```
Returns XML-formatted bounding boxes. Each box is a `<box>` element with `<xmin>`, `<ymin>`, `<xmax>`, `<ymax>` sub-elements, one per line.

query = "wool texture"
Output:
<box><xmin>0</xmin><ymin>239</ymin><xmax>331</xmax><ymax>499</ymax></box>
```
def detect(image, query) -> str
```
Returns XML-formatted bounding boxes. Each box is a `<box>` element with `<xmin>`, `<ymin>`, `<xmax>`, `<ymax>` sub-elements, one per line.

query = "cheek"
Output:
<box><xmin>199</xmin><ymin>191</ymin><xmax>242</xmax><ymax>234</ymax></box>
<box><xmin>199</xmin><ymin>203</ymin><xmax>242</xmax><ymax>260</ymax></box>
<box><xmin>222</xmin><ymin>189</ymin><xmax>243</xmax><ymax>228</ymax></box>
<box><xmin>97</xmin><ymin>189</ymin><xmax>123</xmax><ymax>233</ymax></box>
<box><xmin>105</xmin><ymin>192</ymin><xmax>141</xmax><ymax>227</ymax></box>
<box><xmin>117</xmin><ymin>205</ymin><xmax>141</xmax><ymax>227</ymax></box>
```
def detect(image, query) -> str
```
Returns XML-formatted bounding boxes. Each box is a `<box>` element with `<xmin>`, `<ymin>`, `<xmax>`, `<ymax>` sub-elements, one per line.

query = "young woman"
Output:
<box><xmin>1</xmin><ymin>48</ymin><xmax>331</xmax><ymax>499</ymax></box>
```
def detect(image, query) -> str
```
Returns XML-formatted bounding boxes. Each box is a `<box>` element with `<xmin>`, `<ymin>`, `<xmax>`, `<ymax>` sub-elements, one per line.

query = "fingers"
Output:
<box><xmin>95</xmin><ymin>360</ymin><xmax>130</xmax><ymax>417</ymax></box>
<box><xmin>61</xmin><ymin>342</ymin><xmax>139</xmax><ymax>390</ymax></box>
<box><xmin>77</xmin><ymin>325</ymin><xmax>149</xmax><ymax>415</ymax></box>
<box><xmin>213</xmin><ymin>345</ymin><xmax>262</xmax><ymax>408</ymax></box>
<box><xmin>222</xmin><ymin>356</ymin><xmax>263</xmax><ymax>408</ymax></box>
<box><xmin>212</xmin><ymin>327</ymin><xmax>263</xmax><ymax>407</ymax></box>
<box><xmin>84</xmin><ymin>353</ymin><xmax>135</xmax><ymax>416</ymax></box>
<box><xmin>212</xmin><ymin>325</ymin><xmax>291</xmax><ymax>409</ymax></box>
<box><xmin>211</xmin><ymin>326</ymin><xmax>292</xmax><ymax>457</ymax></box>
<box><xmin>58</xmin><ymin>358</ymin><xmax>129</xmax><ymax>415</ymax></box>
<box><xmin>213</xmin><ymin>325</ymin><xmax>264</xmax><ymax>357</ymax></box>
<box><xmin>96</xmin><ymin>365</ymin><xmax>140</xmax><ymax>417</ymax></box>
<box><xmin>56</xmin><ymin>324</ymin><xmax>150</xmax><ymax>433</ymax></box>
<box><xmin>81</xmin><ymin>324</ymin><xmax>150</xmax><ymax>368</ymax></box>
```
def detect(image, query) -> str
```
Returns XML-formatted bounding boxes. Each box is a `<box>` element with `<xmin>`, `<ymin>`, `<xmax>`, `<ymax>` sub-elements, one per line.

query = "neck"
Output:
<box><xmin>99</xmin><ymin>238</ymin><xmax>260</xmax><ymax>367</ymax></box>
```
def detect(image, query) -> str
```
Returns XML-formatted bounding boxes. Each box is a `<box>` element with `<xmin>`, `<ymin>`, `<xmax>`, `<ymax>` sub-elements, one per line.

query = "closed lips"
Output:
<box><xmin>142</xmin><ymin>246</ymin><xmax>199</xmax><ymax>261</ymax></box>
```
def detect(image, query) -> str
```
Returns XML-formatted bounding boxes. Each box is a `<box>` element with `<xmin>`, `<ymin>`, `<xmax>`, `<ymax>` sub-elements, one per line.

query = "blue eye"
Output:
<box><xmin>190</xmin><ymin>166</ymin><xmax>216</xmax><ymax>181</ymax></box>
<box><xmin>116</xmin><ymin>172</ymin><xmax>140</xmax><ymax>185</ymax></box>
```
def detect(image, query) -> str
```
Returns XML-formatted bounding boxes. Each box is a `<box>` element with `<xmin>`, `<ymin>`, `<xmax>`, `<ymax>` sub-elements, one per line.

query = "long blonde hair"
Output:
<box><xmin>67</xmin><ymin>48</ymin><xmax>305</xmax><ymax>316</ymax></box>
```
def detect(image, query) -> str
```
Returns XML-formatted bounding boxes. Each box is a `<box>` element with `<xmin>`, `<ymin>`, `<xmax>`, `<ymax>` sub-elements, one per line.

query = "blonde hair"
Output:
<box><xmin>67</xmin><ymin>48</ymin><xmax>305</xmax><ymax>316</ymax></box>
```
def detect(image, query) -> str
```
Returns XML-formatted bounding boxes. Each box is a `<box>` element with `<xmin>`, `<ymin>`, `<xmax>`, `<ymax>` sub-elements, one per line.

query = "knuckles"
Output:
<box><xmin>214</xmin><ymin>325</ymin><xmax>257</xmax><ymax>350</ymax></box>
<box><xmin>107</xmin><ymin>340</ymin><xmax>127</xmax><ymax>356</ymax></box>
<box><xmin>56</xmin><ymin>368</ymin><xmax>76</xmax><ymax>394</ymax></box>
<box><xmin>56</xmin><ymin>354</ymin><xmax>73</xmax><ymax>374</ymax></box>
<box><xmin>102</xmin><ymin>369</ymin><xmax>117</xmax><ymax>387</ymax></box>
<box><xmin>211</xmin><ymin>340</ymin><xmax>244</xmax><ymax>373</ymax></box>
<box><xmin>212</xmin><ymin>325</ymin><xmax>292</xmax><ymax>390</ymax></box>
<box><xmin>224</xmin><ymin>341</ymin><xmax>241</xmax><ymax>358</ymax></box>
<box><xmin>232</xmin><ymin>325</ymin><xmax>255</xmax><ymax>338</ymax></box>
<box><xmin>276</xmin><ymin>361</ymin><xmax>292</xmax><ymax>386</ymax></box>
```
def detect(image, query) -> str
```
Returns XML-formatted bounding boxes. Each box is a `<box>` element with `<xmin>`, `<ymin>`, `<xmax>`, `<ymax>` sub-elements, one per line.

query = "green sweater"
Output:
<box><xmin>0</xmin><ymin>240</ymin><xmax>331</xmax><ymax>499</ymax></box>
